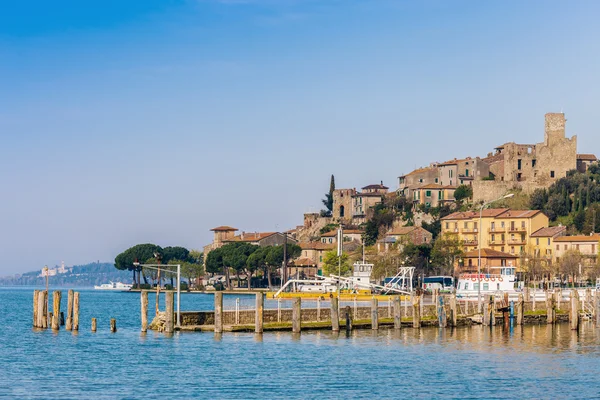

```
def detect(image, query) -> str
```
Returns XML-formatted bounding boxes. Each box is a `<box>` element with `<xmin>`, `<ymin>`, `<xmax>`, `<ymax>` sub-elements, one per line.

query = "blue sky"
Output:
<box><xmin>1</xmin><ymin>0</ymin><xmax>599</xmax><ymax>274</ymax></box>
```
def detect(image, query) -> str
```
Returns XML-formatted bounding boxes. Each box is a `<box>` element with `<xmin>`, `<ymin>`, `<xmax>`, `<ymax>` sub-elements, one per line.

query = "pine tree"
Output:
<box><xmin>320</xmin><ymin>174</ymin><xmax>335</xmax><ymax>217</ymax></box>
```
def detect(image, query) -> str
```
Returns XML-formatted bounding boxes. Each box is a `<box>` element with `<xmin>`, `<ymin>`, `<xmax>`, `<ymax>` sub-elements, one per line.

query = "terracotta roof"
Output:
<box><xmin>299</xmin><ymin>241</ymin><xmax>336</xmax><ymax>251</ymax></box>
<box><xmin>353</xmin><ymin>192</ymin><xmax>386</xmax><ymax>198</ymax></box>
<box><xmin>211</xmin><ymin>226</ymin><xmax>238</xmax><ymax>232</ymax></box>
<box><xmin>496</xmin><ymin>210</ymin><xmax>543</xmax><ymax>219</ymax></box>
<box><xmin>387</xmin><ymin>226</ymin><xmax>419</xmax><ymax>235</ymax></box>
<box><xmin>554</xmin><ymin>235</ymin><xmax>600</xmax><ymax>243</ymax></box>
<box><xmin>223</xmin><ymin>232</ymin><xmax>277</xmax><ymax>242</ymax></box>
<box><xmin>530</xmin><ymin>226</ymin><xmax>566</xmax><ymax>238</ymax></box>
<box><xmin>401</xmin><ymin>167</ymin><xmax>436</xmax><ymax>178</ymax></box>
<box><xmin>463</xmin><ymin>248</ymin><xmax>518</xmax><ymax>258</ymax></box>
<box><xmin>362</xmin><ymin>183</ymin><xmax>389</xmax><ymax>190</ymax></box>
<box><xmin>577</xmin><ymin>154</ymin><xmax>597</xmax><ymax>161</ymax></box>
<box><xmin>290</xmin><ymin>257</ymin><xmax>317</xmax><ymax>267</ymax></box>
<box><xmin>442</xmin><ymin>209</ymin><xmax>508</xmax><ymax>221</ymax></box>
<box><xmin>321</xmin><ymin>229</ymin><xmax>363</xmax><ymax>237</ymax></box>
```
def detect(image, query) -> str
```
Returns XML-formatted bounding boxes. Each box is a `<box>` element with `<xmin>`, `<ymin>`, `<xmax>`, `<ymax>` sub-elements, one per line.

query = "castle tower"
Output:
<box><xmin>544</xmin><ymin>113</ymin><xmax>566</xmax><ymax>145</ymax></box>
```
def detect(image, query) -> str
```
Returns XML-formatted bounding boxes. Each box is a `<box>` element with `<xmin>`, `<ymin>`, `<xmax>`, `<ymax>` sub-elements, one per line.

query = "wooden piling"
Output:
<box><xmin>393</xmin><ymin>296</ymin><xmax>402</xmax><ymax>329</ymax></box>
<box><xmin>345</xmin><ymin>306</ymin><xmax>353</xmax><ymax>333</ymax></box>
<box><xmin>214</xmin><ymin>292</ymin><xmax>223</xmax><ymax>334</ymax></box>
<box><xmin>331</xmin><ymin>297</ymin><xmax>340</xmax><ymax>331</ymax></box>
<box><xmin>292</xmin><ymin>297</ymin><xmax>301</xmax><ymax>333</ymax></box>
<box><xmin>437</xmin><ymin>295</ymin><xmax>447</xmax><ymax>328</ymax></box>
<box><xmin>570</xmin><ymin>290</ymin><xmax>579</xmax><ymax>331</ymax></box>
<box><xmin>37</xmin><ymin>291</ymin><xmax>47</xmax><ymax>329</ymax></box>
<box><xmin>516</xmin><ymin>293</ymin><xmax>524</xmax><ymax>325</ymax></box>
<box><xmin>483</xmin><ymin>302</ymin><xmax>490</xmax><ymax>326</ymax></box>
<box><xmin>141</xmin><ymin>290</ymin><xmax>148</xmax><ymax>332</ymax></box>
<box><xmin>546</xmin><ymin>290</ymin><xmax>555</xmax><ymax>324</ymax></box>
<box><xmin>73</xmin><ymin>292</ymin><xmax>79</xmax><ymax>331</ymax></box>
<box><xmin>412</xmin><ymin>295</ymin><xmax>421</xmax><ymax>328</ymax></box>
<box><xmin>33</xmin><ymin>290</ymin><xmax>39</xmax><ymax>328</ymax></box>
<box><xmin>448</xmin><ymin>295</ymin><xmax>456</xmax><ymax>327</ymax></box>
<box><xmin>595</xmin><ymin>291</ymin><xmax>600</xmax><ymax>328</ymax></box>
<box><xmin>503</xmin><ymin>292</ymin><xmax>509</xmax><ymax>330</ymax></box>
<box><xmin>51</xmin><ymin>291</ymin><xmax>61</xmax><ymax>331</ymax></box>
<box><xmin>91</xmin><ymin>318</ymin><xmax>97</xmax><ymax>332</ymax></box>
<box><xmin>371</xmin><ymin>298</ymin><xmax>379</xmax><ymax>330</ymax></box>
<box><xmin>490</xmin><ymin>296</ymin><xmax>496</xmax><ymax>326</ymax></box>
<box><xmin>255</xmin><ymin>293</ymin><xmax>264</xmax><ymax>334</ymax></box>
<box><xmin>110</xmin><ymin>318</ymin><xmax>117</xmax><ymax>333</ymax></box>
<box><xmin>165</xmin><ymin>291</ymin><xmax>174</xmax><ymax>334</ymax></box>
<box><xmin>66</xmin><ymin>290</ymin><xmax>73</xmax><ymax>331</ymax></box>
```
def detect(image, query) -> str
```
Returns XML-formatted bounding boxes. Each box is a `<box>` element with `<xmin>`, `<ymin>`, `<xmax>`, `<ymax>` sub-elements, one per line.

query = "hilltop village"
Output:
<box><xmin>203</xmin><ymin>113</ymin><xmax>600</xmax><ymax>285</ymax></box>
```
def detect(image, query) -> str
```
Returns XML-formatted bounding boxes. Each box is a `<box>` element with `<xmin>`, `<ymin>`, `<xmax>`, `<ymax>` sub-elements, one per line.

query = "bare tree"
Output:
<box><xmin>559</xmin><ymin>250</ymin><xmax>583</xmax><ymax>288</ymax></box>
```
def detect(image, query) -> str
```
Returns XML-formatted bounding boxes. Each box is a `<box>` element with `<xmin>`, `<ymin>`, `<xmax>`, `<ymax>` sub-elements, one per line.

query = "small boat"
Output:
<box><xmin>456</xmin><ymin>267</ymin><xmax>517</xmax><ymax>298</ymax></box>
<box><xmin>94</xmin><ymin>282</ymin><xmax>133</xmax><ymax>291</ymax></box>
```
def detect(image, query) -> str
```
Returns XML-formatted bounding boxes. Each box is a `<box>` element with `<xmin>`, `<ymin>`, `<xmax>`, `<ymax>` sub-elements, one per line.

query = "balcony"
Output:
<box><xmin>462</xmin><ymin>228</ymin><xmax>479</xmax><ymax>234</ymax></box>
<box><xmin>508</xmin><ymin>226</ymin><xmax>527</xmax><ymax>233</ymax></box>
<box><xmin>489</xmin><ymin>239</ymin><xmax>505</xmax><ymax>245</ymax></box>
<box><xmin>489</xmin><ymin>227</ymin><xmax>506</xmax><ymax>233</ymax></box>
<box><xmin>446</xmin><ymin>228</ymin><xmax>459</xmax><ymax>234</ymax></box>
<box><xmin>507</xmin><ymin>239</ymin><xmax>526</xmax><ymax>245</ymax></box>
<box><xmin>463</xmin><ymin>239</ymin><xmax>478</xmax><ymax>246</ymax></box>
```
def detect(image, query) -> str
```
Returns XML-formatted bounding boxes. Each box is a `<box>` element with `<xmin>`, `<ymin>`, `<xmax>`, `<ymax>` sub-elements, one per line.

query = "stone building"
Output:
<box><xmin>473</xmin><ymin>113</ymin><xmax>578</xmax><ymax>203</ymax></box>
<box><xmin>377</xmin><ymin>226</ymin><xmax>433</xmax><ymax>253</ymax></box>
<box><xmin>332</xmin><ymin>183</ymin><xmax>388</xmax><ymax>225</ymax></box>
<box><xmin>398</xmin><ymin>165</ymin><xmax>438</xmax><ymax>198</ymax></box>
<box><xmin>412</xmin><ymin>184</ymin><xmax>456</xmax><ymax>207</ymax></box>
<box><xmin>332</xmin><ymin>188</ymin><xmax>356</xmax><ymax>223</ymax></box>
<box><xmin>320</xmin><ymin>229</ymin><xmax>363</xmax><ymax>244</ymax></box>
<box><xmin>577</xmin><ymin>154</ymin><xmax>598</xmax><ymax>173</ymax></box>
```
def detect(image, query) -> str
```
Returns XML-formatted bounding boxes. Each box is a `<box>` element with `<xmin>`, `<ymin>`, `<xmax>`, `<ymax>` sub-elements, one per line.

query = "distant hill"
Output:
<box><xmin>0</xmin><ymin>262</ymin><xmax>131</xmax><ymax>287</ymax></box>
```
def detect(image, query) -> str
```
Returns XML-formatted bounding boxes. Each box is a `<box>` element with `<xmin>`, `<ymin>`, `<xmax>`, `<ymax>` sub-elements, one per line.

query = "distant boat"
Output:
<box><xmin>94</xmin><ymin>282</ymin><xmax>132</xmax><ymax>291</ymax></box>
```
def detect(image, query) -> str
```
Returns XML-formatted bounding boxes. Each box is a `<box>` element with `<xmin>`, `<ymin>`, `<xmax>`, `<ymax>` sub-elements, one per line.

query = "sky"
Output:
<box><xmin>1</xmin><ymin>0</ymin><xmax>600</xmax><ymax>275</ymax></box>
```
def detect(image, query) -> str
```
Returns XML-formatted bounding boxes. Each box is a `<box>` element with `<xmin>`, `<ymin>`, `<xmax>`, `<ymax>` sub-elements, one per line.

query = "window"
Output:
<box><xmin>517</xmin><ymin>159</ymin><xmax>522</xmax><ymax>170</ymax></box>
<box><xmin>445</xmin><ymin>222</ymin><xmax>449</xmax><ymax>230</ymax></box>
<box><xmin>501</xmin><ymin>247</ymin><xmax>505</xmax><ymax>252</ymax></box>
<box><xmin>426</xmin><ymin>190</ymin><xmax>432</xmax><ymax>197</ymax></box>
<box><xmin>492</xmin><ymin>234</ymin><xmax>496</xmax><ymax>242</ymax></box>
<box><xmin>419</xmin><ymin>178</ymin><xmax>423</xmax><ymax>183</ymax></box>
<box><xmin>474</xmin><ymin>222</ymin><xmax>478</xmax><ymax>230</ymax></box>
<box><xmin>550</xmin><ymin>171</ymin><xmax>555</xmax><ymax>178</ymax></box>
<box><xmin>483</xmin><ymin>283</ymin><xmax>489</xmax><ymax>291</ymax></box>
<box><xmin>501</xmin><ymin>222</ymin><xmax>505</xmax><ymax>228</ymax></box>
<box><xmin>511</xmin><ymin>246</ymin><xmax>515</xmax><ymax>254</ymax></box>
<box><xmin>474</xmin><ymin>283</ymin><xmax>480</xmax><ymax>290</ymax></box>
<box><xmin>521</xmin><ymin>221</ymin><xmax>526</xmax><ymax>228</ymax></box>
<box><xmin>464</xmin><ymin>222</ymin><xmax>469</xmax><ymax>229</ymax></box>
<box><xmin>435</xmin><ymin>178</ymin><xmax>439</xmax><ymax>183</ymax></box>
<box><xmin>319</xmin><ymin>256</ymin><xmax>323</xmax><ymax>262</ymax></box>
<box><xmin>339</xmin><ymin>205</ymin><xmax>345</xmax><ymax>217</ymax></box>
<box><xmin>491</xmin><ymin>222</ymin><xmax>495</xmax><ymax>230</ymax></box>
<box><xmin>548</xmin><ymin>238</ymin><xmax>551</xmax><ymax>246</ymax></box>
<box><xmin>466</xmin><ymin>169</ymin><xmax>469</xmax><ymax>177</ymax></box>
<box><xmin>439</xmin><ymin>190</ymin><xmax>443</xmax><ymax>199</ymax></box>
<box><xmin>536</xmin><ymin>238</ymin><xmax>539</xmax><ymax>245</ymax></box>
<box><xmin>464</xmin><ymin>282</ymin><xmax>469</xmax><ymax>290</ymax></box>
<box><xmin>329</xmin><ymin>238</ymin><xmax>333</xmax><ymax>243</ymax></box>
<box><xmin>556</xmin><ymin>244</ymin><xmax>559</xmax><ymax>251</ymax></box>
<box><xmin>532</xmin><ymin>159</ymin><xmax>537</xmax><ymax>168</ymax></box>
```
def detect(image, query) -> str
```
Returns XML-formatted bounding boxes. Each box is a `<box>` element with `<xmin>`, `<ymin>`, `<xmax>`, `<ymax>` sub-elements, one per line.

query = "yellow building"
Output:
<box><xmin>412</xmin><ymin>184</ymin><xmax>457</xmax><ymax>207</ymax></box>
<box><xmin>441</xmin><ymin>208</ymin><xmax>549</xmax><ymax>256</ymax></box>
<box><xmin>554</xmin><ymin>234</ymin><xmax>600</xmax><ymax>266</ymax></box>
<box><xmin>529</xmin><ymin>226</ymin><xmax>567</xmax><ymax>262</ymax></box>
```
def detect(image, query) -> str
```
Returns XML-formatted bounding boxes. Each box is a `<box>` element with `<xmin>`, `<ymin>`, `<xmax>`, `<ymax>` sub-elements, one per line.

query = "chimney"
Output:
<box><xmin>241</xmin><ymin>231</ymin><xmax>245</xmax><ymax>240</ymax></box>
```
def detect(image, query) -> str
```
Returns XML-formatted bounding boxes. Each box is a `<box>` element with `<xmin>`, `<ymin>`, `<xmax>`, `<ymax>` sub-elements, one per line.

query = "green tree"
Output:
<box><xmin>162</xmin><ymin>246</ymin><xmax>190</xmax><ymax>263</ymax></box>
<box><xmin>321</xmin><ymin>174</ymin><xmax>335</xmax><ymax>217</ymax></box>
<box><xmin>430</xmin><ymin>235</ymin><xmax>464</xmax><ymax>277</ymax></box>
<box><xmin>453</xmin><ymin>185</ymin><xmax>473</xmax><ymax>202</ymax></box>
<box><xmin>264</xmin><ymin>243</ymin><xmax>302</xmax><ymax>287</ymax></box>
<box><xmin>321</xmin><ymin>250</ymin><xmax>352</xmax><ymax>277</ymax></box>
<box><xmin>529</xmin><ymin>188</ymin><xmax>548</xmax><ymax>210</ymax></box>
<box><xmin>221</xmin><ymin>242</ymin><xmax>259</xmax><ymax>289</ymax></box>
<box><xmin>114</xmin><ymin>243</ymin><xmax>163</xmax><ymax>288</ymax></box>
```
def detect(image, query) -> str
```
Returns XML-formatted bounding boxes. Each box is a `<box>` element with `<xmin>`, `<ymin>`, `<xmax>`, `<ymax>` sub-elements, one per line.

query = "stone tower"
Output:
<box><xmin>544</xmin><ymin>112</ymin><xmax>566</xmax><ymax>145</ymax></box>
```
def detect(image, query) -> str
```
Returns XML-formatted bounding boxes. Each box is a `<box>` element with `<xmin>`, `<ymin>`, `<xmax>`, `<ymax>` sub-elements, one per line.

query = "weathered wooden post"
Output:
<box><xmin>595</xmin><ymin>291</ymin><xmax>600</xmax><ymax>328</ymax></box>
<box><xmin>570</xmin><ymin>290</ymin><xmax>579</xmax><ymax>331</ymax></box>
<box><xmin>557</xmin><ymin>288</ymin><xmax>561</xmax><ymax>311</ymax></box>
<box><xmin>449</xmin><ymin>294</ymin><xmax>457</xmax><ymax>327</ymax></box>
<box><xmin>316</xmin><ymin>297</ymin><xmax>321</xmax><ymax>322</ymax></box>
<box><xmin>66</xmin><ymin>289</ymin><xmax>73</xmax><ymax>331</ymax></box>
<box><xmin>345</xmin><ymin>306</ymin><xmax>353</xmax><ymax>333</ymax></box>
<box><xmin>516</xmin><ymin>293</ymin><xmax>524</xmax><ymax>325</ymax></box>
<box><xmin>490</xmin><ymin>296</ymin><xmax>496</xmax><ymax>326</ymax></box>
<box><xmin>73</xmin><ymin>292</ymin><xmax>79</xmax><ymax>331</ymax></box>
<box><xmin>546</xmin><ymin>290</ymin><xmax>555</xmax><ymax>325</ymax></box>
<box><xmin>51</xmin><ymin>291</ymin><xmax>61</xmax><ymax>331</ymax></box>
<box><xmin>503</xmin><ymin>292</ymin><xmax>509</xmax><ymax>330</ymax></box>
<box><xmin>110</xmin><ymin>318</ymin><xmax>117</xmax><ymax>333</ymax></box>
<box><xmin>412</xmin><ymin>294</ymin><xmax>421</xmax><ymax>328</ymax></box>
<box><xmin>141</xmin><ymin>290</ymin><xmax>148</xmax><ymax>332</ymax></box>
<box><xmin>437</xmin><ymin>295</ymin><xmax>447</xmax><ymax>328</ymax></box>
<box><xmin>532</xmin><ymin>288</ymin><xmax>536</xmax><ymax>312</ymax></box>
<box><xmin>91</xmin><ymin>318</ymin><xmax>97</xmax><ymax>332</ymax></box>
<box><xmin>331</xmin><ymin>297</ymin><xmax>340</xmax><ymax>331</ymax></box>
<box><xmin>393</xmin><ymin>296</ymin><xmax>402</xmax><ymax>329</ymax></box>
<box><xmin>214</xmin><ymin>292</ymin><xmax>223</xmax><ymax>334</ymax></box>
<box><xmin>255</xmin><ymin>293</ymin><xmax>264</xmax><ymax>334</ymax></box>
<box><xmin>33</xmin><ymin>290</ymin><xmax>39</xmax><ymax>328</ymax></box>
<box><xmin>37</xmin><ymin>291</ymin><xmax>47</xmax><ymax>329</ymax></box>
<box><xmin>165</xmin><ymin>291</ymin><xmax>174</xmax><ymax>334</ymax></box>
<box><xmin>483</xmin><ymin>302</ymin><xmax>490</xmax><ymax>326</ymax></box>
<box><xmin>387</xmin><ymin>298</ymin><xmax>392</xmax><ymax>318</ymax></box>
<box><xmin>292</xmin><ymin>297</ymin><xmax>301</xmax><ymax>333</ymax></box>
<box><xmin>371</xmin><ymin>298</ymin><xmax>379</xmax><ymax>330</ymax></box>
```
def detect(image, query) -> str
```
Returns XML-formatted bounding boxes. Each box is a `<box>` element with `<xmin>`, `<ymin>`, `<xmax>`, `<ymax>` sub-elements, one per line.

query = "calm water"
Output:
<box><xmin>1</xmin><ymin>287</ymin><xmax>600</xmax><ymax>399</ymax></box>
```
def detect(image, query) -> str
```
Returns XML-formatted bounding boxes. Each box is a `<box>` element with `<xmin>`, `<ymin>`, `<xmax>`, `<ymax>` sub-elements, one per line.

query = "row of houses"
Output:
<box><xmin>202</xmin><ymin>224</ymin><xmax>432</xmax><ymax>279</ymax></box>
<box><xmin>441</xmin><ymin>208</ymin><xmax>600</xmax><ymax>274</ymax></box>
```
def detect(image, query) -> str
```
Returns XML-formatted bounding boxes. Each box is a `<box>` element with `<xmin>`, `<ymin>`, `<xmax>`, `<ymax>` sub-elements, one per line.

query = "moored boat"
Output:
<box><xmin>94</xmin><ymin>282</ymin><xmax>133</xmax><ymax>291</ymax></box>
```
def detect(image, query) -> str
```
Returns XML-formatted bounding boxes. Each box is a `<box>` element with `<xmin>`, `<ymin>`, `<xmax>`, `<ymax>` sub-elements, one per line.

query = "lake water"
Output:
<box><xmin>2</xmin><ymin>287</ymin><xmax>600</xmax><ymax>399</ymax></box>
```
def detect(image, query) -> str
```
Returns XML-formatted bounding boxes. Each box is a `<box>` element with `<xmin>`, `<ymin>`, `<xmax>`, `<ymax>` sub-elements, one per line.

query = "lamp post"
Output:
<box><xmin>477</xmin><ymin>193</ymin><xmax>514</xmax><ymax>313</ymax></box>
<box><xmin>134</xmin><ymin>262</ymin><xmax>182</xmax><ymax>328</ymax></box>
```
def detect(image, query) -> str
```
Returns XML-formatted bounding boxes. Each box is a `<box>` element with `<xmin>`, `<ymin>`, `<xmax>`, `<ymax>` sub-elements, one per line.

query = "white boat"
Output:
<box><xmin>94</xmin><ymin>281</ymin><xmax>133</xmax><ymax>291</ymax></box>
<box><xmin>456</xmin><ymin>267</ymin><xmax>517</xmax><ymax>298</ymax></box>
